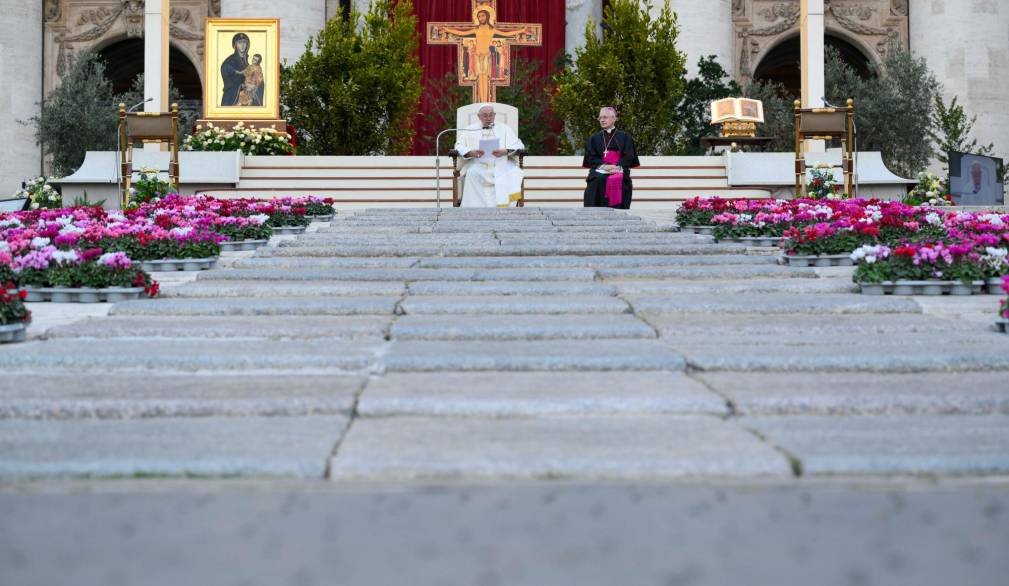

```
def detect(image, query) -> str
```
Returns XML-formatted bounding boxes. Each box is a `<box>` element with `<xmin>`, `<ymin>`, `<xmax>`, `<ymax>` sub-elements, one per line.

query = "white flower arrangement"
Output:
<box><xmin>183</xmin><ymin>123</ymin><xmax>292</xmax><ymax>156</ymax></box>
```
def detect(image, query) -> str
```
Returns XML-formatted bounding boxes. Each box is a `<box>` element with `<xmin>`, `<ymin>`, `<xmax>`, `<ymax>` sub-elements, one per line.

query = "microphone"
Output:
<box><xmin>820</xmin><ymin>96</ymin><xmax>837</xmax><ymax>108</ymax></box>
<box><xmin>127</xmin><ymin>97</ymin><xmax>154</xmax><ymax>112</ymax></box>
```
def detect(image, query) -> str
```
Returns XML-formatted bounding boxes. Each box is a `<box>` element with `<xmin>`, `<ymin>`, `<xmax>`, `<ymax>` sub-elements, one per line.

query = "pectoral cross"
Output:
<box><xmin>427</xmin><ymin>0</ymin><xmax>542</xmax><ymax>103</ymax></box>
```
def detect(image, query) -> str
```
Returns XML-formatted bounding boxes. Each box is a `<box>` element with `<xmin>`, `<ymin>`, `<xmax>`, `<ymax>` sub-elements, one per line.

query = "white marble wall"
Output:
<box><xmin>221</xmin><ymin>0</ymin><xmax>326</xmax><ymax>65</ymax></box>
<box><xmin>0</xmin><ymin>2</ymin><xmax>42</xmax><ymax>195</ymax></box>
<box><xmin>658</xmin><ymin>0</ymin><xmax>735</xmax><ymax>78</ymax></box>
<box><xmin>565</xmin><ymin>0</ymin><xmax>603</xmax><ymax>57</ymax></box>
<box><xmin>910</xmin><ymin>0</ymin><xmax>1009</xmax><ymax>165</ymax></box>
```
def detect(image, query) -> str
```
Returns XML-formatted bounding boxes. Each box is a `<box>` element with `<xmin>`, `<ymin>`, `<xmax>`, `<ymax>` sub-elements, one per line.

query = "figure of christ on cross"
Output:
<box><xmin>428</xmin><ymin>1</ymin><xmax>542</xmax><ymax>103</ymax></box>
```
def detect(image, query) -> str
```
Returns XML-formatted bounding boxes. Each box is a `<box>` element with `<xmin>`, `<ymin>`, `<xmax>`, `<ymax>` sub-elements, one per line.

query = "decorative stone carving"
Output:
<box><xmin>733</xmin><ymin>0</ymin><xmax>908</xmax><ymax>82</ymax></box>
<box><xmin>45</xmin><ymin>1</ymin><xmax>214</xmax><ymax>94</ymax></box>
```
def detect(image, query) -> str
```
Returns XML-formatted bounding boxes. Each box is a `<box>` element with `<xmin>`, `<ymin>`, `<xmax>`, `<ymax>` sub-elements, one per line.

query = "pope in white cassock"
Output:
<box><xmin>454</xmin><ymin>105</ymin><xmax>525</xmax><ymax>207</ymax></box>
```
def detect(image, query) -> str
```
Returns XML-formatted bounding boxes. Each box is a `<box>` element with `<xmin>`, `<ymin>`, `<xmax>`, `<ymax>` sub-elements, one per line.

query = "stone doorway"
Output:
<box><xmin>752</xmin><ymin>34</ymin><xmax>875</xmax><ymax>98</ymax></box>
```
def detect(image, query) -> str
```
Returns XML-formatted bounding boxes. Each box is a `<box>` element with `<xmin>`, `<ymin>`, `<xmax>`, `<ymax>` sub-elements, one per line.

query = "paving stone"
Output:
<box><xmin>199</xmin><ymin>268</ymin><xmax>480</xmax><ymax>281</ymax></box>
<box><xmin>629</xmin><ymin>293</ymin><xmax>921</xmax><ymax>315</ymax></box>
<box><xmin>407</xmin><ymin>281</ymin><xmax>616</xmax><ymax>296</ymax></box>
<box><xmin>698</xmin><ymin>372</ymin><xmax>1009</xmax><ymax>415</ymax></box>
<box><xmin>0</xmin><ymin>416</ymin><xmax>348</xmax><ymax>478</ymax></box>
<box><xmin>164</xmin><ymin>281</ymin><xmax>407</xmax><ymax>298</ymax></box>
<box><xmin>745</xmin><ymin>415</ymin><xmax>1009</xmax><ymax>476</ymax></box>
<box><xmin>389</xmin><ymin>314</ymin><xmax>655</xmax><ymax>340</ymax></box>
<box><xmin>599</xmin><ymin>266</ymin><xmax>818</xmax><ymax>280</ymax></box>
<box><xmin>357</xmin><ymin>372</ymin><xmax>726</xmax><ymax>416</ymax></box>
<box><xmin>0</xmin><ymin>339</ymin><xmax>383</xmax><ymax>373</ymax></box>
<box><xmin>613</xmin><ymin>278</ymin><xmax>856</xmax><ymax>295</ymax></box>
<box><xmin>329</xmin><ymin>415</ymin><xmax>790</xmax><ymax>480</ymax></box>
<box><xmin>0</xmin><ymin>374</ymin><xmax>364</xmax><ymax>419</ymax></box>
<box><xmin>109</xmin><ymin>297</ymin><xmax>400</xmax><ymax>316</ymax></box>
<box><xmin>399</xmin><ymin>295</ymin><xmax>630</xmax><ymax>315</ymax></box>
<box><xmin>416</xmin><ymin>256</ymin><xmax>589</xmax><ymax>268</ymax></box>
<box><xmin>583</xmin><ymin>254</ymin><xmax>778</xmax><ymax>267</ymax></box>
<box><xmin>44</xmin><ymin>316</ymin><xmax>390</xmax><ymax>340</ymax></box>
<box><xmin>382</xmin><ymin>340</ymin><xmax>685</xmax><ymax>371</ymax></box>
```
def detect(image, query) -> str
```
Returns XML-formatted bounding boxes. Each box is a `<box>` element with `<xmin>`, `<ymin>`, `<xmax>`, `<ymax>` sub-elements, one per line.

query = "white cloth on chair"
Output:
<box><xmin>455</xmin><ymin>123</ymin><xmax>524</xmax><ymax>208</ymax></box>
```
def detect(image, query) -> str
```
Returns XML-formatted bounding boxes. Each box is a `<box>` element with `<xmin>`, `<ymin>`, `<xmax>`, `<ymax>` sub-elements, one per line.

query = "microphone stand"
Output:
<box><xmin>435</xmin><ymin>127</ymin><xmax>484</xmax><ymax>208</ymax></box>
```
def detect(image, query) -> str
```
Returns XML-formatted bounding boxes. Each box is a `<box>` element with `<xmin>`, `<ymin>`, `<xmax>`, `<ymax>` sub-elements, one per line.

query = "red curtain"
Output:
<box><xmin>411</xmin><ymin>0</ymin><xmax>567</xmax><ymax>154</ymax></box>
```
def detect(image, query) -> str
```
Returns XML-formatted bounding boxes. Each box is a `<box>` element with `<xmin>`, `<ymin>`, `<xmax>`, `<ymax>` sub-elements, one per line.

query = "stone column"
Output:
<box><xmin>565</xmin><ymin>0</ymin><xmax>602</xmax><ymax>58</ymax></box>
<box><xmin>0</xmin><ymin>2</ymin><xmax>42</xmax><ymax>190</ymax></box>
<box><xmin>662</xmin><ymin>0</ymin><xmax>734</xmax><ymax>78</ymax></box>
<box><xmin>801</xmin><ymin>0</ymin><xmax>825</xmax><ymax>153</ymax></box>
<box><xmin>144</xmin><ymin>0</ymin><xmax>170</xmax><ymax>113</ymax></box>
<box><xmin>221</xmin><ymin>0</ymin><xmax>326</xmax><ymax>65</ymax></box>
<box><xmin>910</xmin><ymin>0</ymin><xmax>1009</xmax><ymax>169</ymax></box>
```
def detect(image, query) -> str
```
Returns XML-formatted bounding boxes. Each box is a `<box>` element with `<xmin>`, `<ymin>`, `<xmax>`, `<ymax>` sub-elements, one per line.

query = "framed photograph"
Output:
<box><xmin>203</xmin><ymin>18</ymin><xmax>280</xmax><ymax>120</ymax></box>
<box><xmin>948</xmin><ymin>151</ymin><xmax>1005</xmax><ymax>205</ymax></box>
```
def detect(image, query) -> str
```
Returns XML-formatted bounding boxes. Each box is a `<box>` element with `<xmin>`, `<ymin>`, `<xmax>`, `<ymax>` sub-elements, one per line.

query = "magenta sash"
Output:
<box><xmin>603</xmin><ymin>149</ymin><xmax>623</xmax><ymax>206</ymax></box>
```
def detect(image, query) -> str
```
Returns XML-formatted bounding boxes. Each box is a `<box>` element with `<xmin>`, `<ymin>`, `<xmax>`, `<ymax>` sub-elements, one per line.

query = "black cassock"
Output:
<box><xmin>581</xmin><ymin>129</ymin><xmax>640</xmax><ymax>209</ymax></box>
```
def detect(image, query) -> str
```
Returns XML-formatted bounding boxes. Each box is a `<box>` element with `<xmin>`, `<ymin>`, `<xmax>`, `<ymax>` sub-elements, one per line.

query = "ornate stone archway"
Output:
<box><xmin>43</xmin><ymin>0</ymin><xmax>219</xmax><ymax>96</ymax></box>
<box><xmin>733</xmin><ymin>0</ymin><xmax>908</xmax><ymax>84</ymax></box>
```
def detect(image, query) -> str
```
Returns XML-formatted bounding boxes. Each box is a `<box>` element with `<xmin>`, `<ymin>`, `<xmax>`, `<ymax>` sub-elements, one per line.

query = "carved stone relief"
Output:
<box><xmin>733</xmin><ymin>0</ymin><xmax>909</xmax><ymax>83</ymax></box>
<box><xmin>44</xmin><ymin>1</ymin><xmax>214</xmax><ymax>95</ymax></box>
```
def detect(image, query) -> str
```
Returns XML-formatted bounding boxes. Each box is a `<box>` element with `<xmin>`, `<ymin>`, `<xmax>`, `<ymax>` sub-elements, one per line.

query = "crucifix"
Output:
<box><xmin>427</xmin><ymin>0</ymin><xmax>542</xmax><ymax>103</ymax></box>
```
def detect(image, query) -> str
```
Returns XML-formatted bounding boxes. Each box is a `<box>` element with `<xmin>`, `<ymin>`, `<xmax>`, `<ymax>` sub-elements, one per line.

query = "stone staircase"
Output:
<box><xmin>1</xmin><ymin>208</ymin><xmax>1008</xmax><ymax>481</ymax></box>
<box><xmin>196</xmin><ymin>155</ymin><xmax>772</xmax><ymax>206</ymax></box>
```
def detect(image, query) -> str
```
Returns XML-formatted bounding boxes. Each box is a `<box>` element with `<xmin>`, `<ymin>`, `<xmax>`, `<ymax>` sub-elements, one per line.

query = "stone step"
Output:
<box><xmin>412</xmin><ymin>254</ymin><xmax>777</xmax><ymax>268</ymax></box>
<box><xmin>744</xmin><ymin>415</ymin><xmax>1009</xmax><ymax>476</ymax></box>
<box><xmin>44</xmin><ymin>316</ymin><xmax>391</xmax><ymax>340</ymax></box>
<box><xmin>642</xmin><ymin>314</ymin><xmax>974</xmax><ymax>336</ymax></box>
<box><xmin>235</xmin><ymin>257</ymin><xmax>420</xmax><ymax>269</ymax></box>
<box><xmin>0</xmin><ymin>373</ymin><xmax>365</xmax><ymax>418</ymax></box>
<box><xmin>109</xmin><ymin>297</ymin><xmax>400</xmax><ymax>316</ymax></box>
<box><xmin>696</xmin><ymin>371</ymin><xmax>1009</xmax><ymax>416</ymax></box>
<box><xmin>328</xmin><ymin>415</ymin><xmax>790</xmax><ymax>481</ymax></box>
<box><xmin>398</xmin><ymin>295</ymin><xmax>630</xmax><ymax>315</ymax></box>
<box><xmin>627</xmin><ymin>293</ymin><xmax>921</xmax><ymax>315</ymax></box>
<box><xmin>0</xmin><ymin>416</ymin><xmax>348</xmax><ymax>478</ymax></box>
<box><xmin>257</xmin><ymin>244</ymin><xmax>748</xmax><ymax>257</ymax></box>
<box><xmin>0</xmin><ymin>339</ymin><xmax>384</xmax><ymax>373</ymax></box>
<box><xmin>198</xmin><ymin>267</ymin><xmax>598</xmax><ymax>282</ymax></box>
<box><xmin>599</xmin><ymin>266</ymin><xmax>818</xmax><ymax>280</ymax></box>
<box><xmin>382</xmin><ymin>340</ymin><xmax>685</xmax><ymax>372</ymax></box>
<box><xmin>389</xmin><ymin>314</ymin><xmax>655</xmax><ymax>340</ymax></box>
<box><xmin>164</xmin><ymin>281</ymin><xmax>407</xmax><ymax>298</ymax></box>
<box><xmin>406</xmin><ymin>281</ymin><xmax>617</xmax><ymax>296</ymax></box>
<box><xmin>356</xmin><ymin>372</ymin><xmax>727</xmax><ymax>417</ymax></box>
<box><xmin>613</xmin><ymin>278</ymin><xmax>856</xmax><ymax>295</ymax></box>
<box><xmin>681</xmin><ymin>343</ymin><xmax>1009</xmax><ymax>372</ymax></box>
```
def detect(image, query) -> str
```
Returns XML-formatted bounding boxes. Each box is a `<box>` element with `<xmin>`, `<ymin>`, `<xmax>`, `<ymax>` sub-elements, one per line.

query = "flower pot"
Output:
<box><xmin>892</xmin><ymin>282</ymin><xmax>915</xmax><ymax>295</ymax></box>
<box><xmin>75</xmin><ymin>288</ymin><xmax>102</xmax><ymax>303</ymax></box>
<box><xmin>921</xmin><ymin>282</ymin><xmax>945</xmax><ymax>296</ymax></box>
<box><xmin>220</xmin><ymin>239</ymin><xmax>268</xmax><ymax>252</ymax></box>
<box><xmin>785</xmin><ymin>256</ymin><xmax>811</xmax><ymax>268</ymax></box>
<box><xmin>103</xmin><ymin>287</ymin><xmax>144</xmax><ymax>302</ymax></box>
<box><xmin>49</xmin><ymin>288</ymin><xmax>74</xmax><ymax>303</ymax></box>
<box><xmin>0</xmin><ymin>322</ymin><xmax>27</xmax><ymax>343</ymax></box>
<box><xmin>859</xmin><ymin>283</ymin><xmax>885</xmax><ymax>295</ymax></box>
<box><xmin>270</xmin><ymin>225</ymin><xmax>307</xmax><ymax>236</ymax></box>
<box><xmin>20</xmin><ymin>287</ymin><xmax>44</xmax><ymax>302</ymax></box>
<box><xmin>949</xmin><ymin>283</ymin><xmax>972</xmax><ymax>296</ymax></box>
<box><xmin>307</xmin><ymin>214</ymin><xmax>334</xmax><ymax>222</ymax></box>
<box><xmin>988</xmin><ymin>277</ymin><xmax>1006</xmax><ymax>295</ymax></box>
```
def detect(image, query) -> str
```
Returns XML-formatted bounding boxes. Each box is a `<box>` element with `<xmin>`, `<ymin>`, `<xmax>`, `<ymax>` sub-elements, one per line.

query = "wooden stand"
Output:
<box><xmin>119</xmin><ymin>103</ymin><xmax>179</xmax><ymax>208</ymax></box>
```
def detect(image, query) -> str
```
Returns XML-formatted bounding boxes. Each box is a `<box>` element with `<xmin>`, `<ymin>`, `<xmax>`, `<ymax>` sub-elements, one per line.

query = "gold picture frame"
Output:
<box><xmin>203</xmin><ymin>18</ymin><xmax>280</xmax><ymax>120</ymax></box>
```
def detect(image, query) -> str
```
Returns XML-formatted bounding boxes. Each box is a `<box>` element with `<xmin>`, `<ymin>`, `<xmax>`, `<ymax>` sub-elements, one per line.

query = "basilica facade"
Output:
<box><xmin>2</xmin><ymin>0</ymin><xmax>1006</xmax><ymax>194</ymax></box>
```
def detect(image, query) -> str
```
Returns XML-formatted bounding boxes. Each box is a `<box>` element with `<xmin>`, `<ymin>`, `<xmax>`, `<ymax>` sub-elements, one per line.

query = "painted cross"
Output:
<box><xmin>427</xmin><ymin>0</ymin><xmax>542</xmax><ymax>104</ymax></box>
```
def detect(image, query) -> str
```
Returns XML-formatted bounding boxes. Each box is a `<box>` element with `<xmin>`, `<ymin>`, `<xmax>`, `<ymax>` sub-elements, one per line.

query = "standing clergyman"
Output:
<box><xmin>454</xmin><ymin>104</ymin><xmax>525</xmax><ymax>207</ymax></box>
<box><xmin>582</xmin><ymin>106</ymin><xmax>640</xmax><ymax>209</ymax></box>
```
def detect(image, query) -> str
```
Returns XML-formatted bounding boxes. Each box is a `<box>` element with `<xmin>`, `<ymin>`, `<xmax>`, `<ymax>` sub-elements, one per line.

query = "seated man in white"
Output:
<box><xmin>454</xmin><ymin>104</ymin><xmax>525</xmax><ymax>207</ymax></box>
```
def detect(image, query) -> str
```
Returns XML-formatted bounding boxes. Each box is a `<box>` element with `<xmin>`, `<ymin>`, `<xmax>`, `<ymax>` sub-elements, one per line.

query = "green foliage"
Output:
<box><xmin>96</xmin><ymin>236</ymin><xmax>220</xmax><ymax>261</ymax></box>
<box><xmin>676</xmin><ymin>56</ymin><xmax>740</xmax><ymax>155</ymax></box>
<box><xmin>825</xmin><ymin>47</ymin><xmax>940</xmax><ymax>179</ymax></box>
<box><xmin>740</xmin><ymin>79</ymin><xmax>794</xmax><ymax>152</ymax></box>
<box><xmin>71</xmin><ymin>191</ymin><xmax>106</xmax><ymax>208</ymax></box>
<box><xmin>28</xmin><ymin>50</ymin><xmax>118</xmax><ymax>177</ymax></box>
<box><xmin>426</xmin><ymin>56</ymin><xmax>559</xmax><ymax>155</ymax></box>
<box><xmin>281</xmin><ymin>0</ymin><xmax>423</xmax><ymax>155</ymax></box>
<box><xmin>128</xmin><ymin>168</ymin><xmax>173</xmax><ymax>206</ymax></box>
<box><xmin>214</xmin><ymin>223</ymin><xmax>273</xmax><ymax>242</ymax></box>
<box><xmin>552</xmin><ymin>0</ymin><xmax>687</xmax><ymax>154</ymax></box>
<box><xmin>931</xmin><ymin>95</ymin><xmax>999</xmax><ymax>185</ymax></box>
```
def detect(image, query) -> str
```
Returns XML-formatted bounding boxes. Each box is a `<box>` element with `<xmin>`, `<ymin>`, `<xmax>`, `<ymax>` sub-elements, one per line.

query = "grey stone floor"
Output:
<box><xmin>2</xmin><ymin>207</ymin><xmax>1008</xmax><ymax>584</ymax></box>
